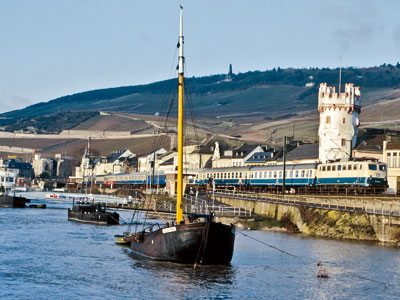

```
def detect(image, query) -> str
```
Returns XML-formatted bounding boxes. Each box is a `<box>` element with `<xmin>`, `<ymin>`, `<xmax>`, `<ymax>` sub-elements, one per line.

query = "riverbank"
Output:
<box><xmin>212</xmin><ymin>193</ymin><xmax>400</xmax><ymax>245</ymax></box>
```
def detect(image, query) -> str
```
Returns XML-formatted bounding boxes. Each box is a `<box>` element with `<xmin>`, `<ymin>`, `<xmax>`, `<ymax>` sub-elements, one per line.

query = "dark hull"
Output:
<box><xmin>0</xmin><ymin>195</ymin><xmax>27</xmax><ymax>208</ymax></box>
<box><xmin>68</xmin><ymin>208</ymin><xmax>119</xmax><ymax>225</ymax></box>
<box><xmin>128</xmin><ymin>222</ymin><xmax>235</xmax><ymax>265</ymax></box>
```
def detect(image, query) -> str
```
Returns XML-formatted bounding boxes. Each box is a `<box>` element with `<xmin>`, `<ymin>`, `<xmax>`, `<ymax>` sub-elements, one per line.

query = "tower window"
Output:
<box><xmin>326</xmin><ymin>116</ymin><xmax>331</xmax><ymax>124</ymax></box>
<box><xmin>342</xmin><ymin>118</ymin><xmax>346</xmax><ymax>124</ymax></box>
<box><xmin>341</xmin><ymin>139</ymin><xmax>346</xmax><ymax>146</ymax></box>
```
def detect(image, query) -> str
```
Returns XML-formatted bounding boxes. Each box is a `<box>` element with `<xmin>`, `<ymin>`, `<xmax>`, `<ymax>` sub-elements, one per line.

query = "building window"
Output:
<box><xmin>387</xmin><ymin>152</ymin><xmax>392</xmax><ymax>167</ymax></box>
<box><xmin>341</xmin><ymin>139</ymin><xmax>346</xmax><ymax>146</ymax></box>
<box><xmin>326</xmin><ymin>116</ymin><xmax>331</xmax><ymax>124</ymax></box>
<box><xmin>394</xmin><ymin>152</ymin><xmax>398</xmax><ymax>168</ymax></box>
<box><xmin>343</xmin><ymin>118</ymin><xmax>346</xmax><ymax>124</ymax></box>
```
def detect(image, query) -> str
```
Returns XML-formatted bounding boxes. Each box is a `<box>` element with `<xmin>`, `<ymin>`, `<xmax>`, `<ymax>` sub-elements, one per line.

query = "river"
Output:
<box><xmin>1</xmin><ymin>198</ymin><xmax>399</xmax><ymax>300</ymax></box>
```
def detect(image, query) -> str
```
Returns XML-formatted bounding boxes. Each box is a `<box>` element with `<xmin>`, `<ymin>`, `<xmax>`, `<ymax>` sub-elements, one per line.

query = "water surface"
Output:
<box><xmin>1</xmin><ymin>199</ymin><xmax>399</xmax><ymax>299</ymax></box>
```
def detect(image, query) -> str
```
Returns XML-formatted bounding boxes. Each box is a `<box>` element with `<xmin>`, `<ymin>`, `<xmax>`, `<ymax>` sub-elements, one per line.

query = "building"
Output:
<box><xmin>245</xmin><ymin>148</ymin><xmax>278</xmax><ymax>166</ymax></box>
<box><xmin>93</xmin><ymin>149</ymin><xmax>136</xmax><ymax>176</ymax></box>
<box><xmin>212</xmin><ymin>143</ymin><xmax>264</xmax><ymax>168</ymax></box>
<box><xmin>383</xmin><ymin>134</ymin><xmax>400</xmax><ymax>194</ymax></box>
<box><xmin>318</xmin><ymin>83</ymin><xmax>361</xmax><ymax>162</ymax></box>
<box><xmin>283</xmin><ymin>143</ymin><xmax>319</xmax><ymax>164</ymax></box>
<box><xmin>1</xmin><ymin>158</ymin><xmax>33</xmax><ymax>178</ymax></box>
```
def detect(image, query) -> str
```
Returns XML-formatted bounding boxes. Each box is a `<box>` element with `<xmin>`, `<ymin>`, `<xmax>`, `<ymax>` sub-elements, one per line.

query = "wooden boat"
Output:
<box><xmin>0</xmin><ymin>194</ymin><xmax>27</xmax><ymax>208</ymax></box>
<box><xmin>126</xmin><ymin>7</ymin><xmax>235</xmax><ymax>265</ymax></box>
<box><xmin>68</xmin><ymin>202</ymin><xmax>120</xmax><ymax>225</ymax></box>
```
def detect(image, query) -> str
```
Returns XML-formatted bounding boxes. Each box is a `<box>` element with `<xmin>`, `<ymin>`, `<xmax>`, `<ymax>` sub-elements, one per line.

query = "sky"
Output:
<box><xmin>0</xmin><ymin>0</ymin><xmax>399</xmax><ymax>113</ymax></box>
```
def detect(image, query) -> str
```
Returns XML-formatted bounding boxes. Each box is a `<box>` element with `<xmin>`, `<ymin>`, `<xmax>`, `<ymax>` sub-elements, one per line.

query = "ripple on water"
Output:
<box><xmin>1</xmin><ymin>205</ymin><xmax>400</xmax><ymax>300</ymax></box>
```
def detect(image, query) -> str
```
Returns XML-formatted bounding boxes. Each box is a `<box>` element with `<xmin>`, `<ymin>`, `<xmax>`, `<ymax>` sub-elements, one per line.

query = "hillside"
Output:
<box><xmin>2</xmin><ymin>64</ymin><xmax>400</xmax><ymax>122</ymax></box>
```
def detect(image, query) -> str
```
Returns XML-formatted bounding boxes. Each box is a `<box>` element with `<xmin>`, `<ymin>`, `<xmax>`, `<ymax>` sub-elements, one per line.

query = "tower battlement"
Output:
<box><xmin>318</xmin><ymin>83</ymin><xmax>361</xmax><ymax>108</ymax></box>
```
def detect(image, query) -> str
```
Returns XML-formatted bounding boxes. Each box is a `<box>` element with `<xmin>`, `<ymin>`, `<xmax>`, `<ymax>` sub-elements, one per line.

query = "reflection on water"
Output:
<box><xmin>1</xmin><ymin>200</ymin><xmax>400</xmax><ymax>300</ymax></box>
<box><xmin>126</xmin><ymin>249</ymin><xmax>236</xmax><ymax>286</ymax></box>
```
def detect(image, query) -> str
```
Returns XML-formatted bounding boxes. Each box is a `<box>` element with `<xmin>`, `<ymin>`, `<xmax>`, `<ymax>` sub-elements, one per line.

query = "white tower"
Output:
<box><xmin>318</xmin><ymin>83</ymin><xmax>361</xmax><ymax>163</ymax></box>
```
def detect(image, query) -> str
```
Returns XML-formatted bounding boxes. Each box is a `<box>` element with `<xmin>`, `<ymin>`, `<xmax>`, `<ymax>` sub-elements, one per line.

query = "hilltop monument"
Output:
<box><xmin>318</xmin><ymin>83</ymin><xmax>361</xmax><ymax>162</ymax></box>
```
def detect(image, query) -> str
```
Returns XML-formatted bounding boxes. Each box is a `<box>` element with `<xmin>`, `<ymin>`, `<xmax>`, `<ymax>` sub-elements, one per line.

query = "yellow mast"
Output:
<box><xmin>176</xmin><ymin>6</ymin><xmax>184</xmax><ymax>224</ymax></box>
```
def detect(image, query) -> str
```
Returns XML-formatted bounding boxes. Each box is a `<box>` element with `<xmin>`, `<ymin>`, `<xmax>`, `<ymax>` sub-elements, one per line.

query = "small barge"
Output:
<box><xmin>68</xmin><ymin>202</ymin><xmax>120</xmax><ymax>225</ymax></box>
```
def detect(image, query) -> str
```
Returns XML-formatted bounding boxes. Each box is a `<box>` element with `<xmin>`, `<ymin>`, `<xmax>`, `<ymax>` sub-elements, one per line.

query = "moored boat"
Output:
<box><xmin>124</xmin><ymin>7</ymin><xmax>235</xmax><ymax>265</ymax></box>
<box><xmin>28</xmin><ymin>203</ymin><xmax>47</xmax><ymax>209</ymax></box>
<box><xmin>0</xmin><ymin>194</ymin><xmax>27</xmax><ymax>208</ymax></box>
<box><xmin>126</xmin><ymin>213</ymin><xmax>235</xmax><ymax>264</ymax></box>
<box><xmin>68</xmin><ymin>202</ymin><xmax>120</xmax><ymax>225</ymax></box>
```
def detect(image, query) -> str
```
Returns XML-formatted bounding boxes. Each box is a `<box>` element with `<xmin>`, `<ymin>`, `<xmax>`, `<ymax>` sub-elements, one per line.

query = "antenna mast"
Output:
<box><xmin>339</xmin><ymin>56</ymin><xmax>342</xmax><ymax>94</ymax></box>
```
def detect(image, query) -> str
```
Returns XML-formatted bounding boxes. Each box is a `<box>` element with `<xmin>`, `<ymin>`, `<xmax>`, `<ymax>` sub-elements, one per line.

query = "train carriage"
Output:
<box><xmin>249</xmin><ymin>163</ymin><xmax>317</xmax><ymax>187</ymax></box>
<box><xmin>195</xmin><ymin>166</ymin><xmax>251</xmax><ymax>186</ymax></box>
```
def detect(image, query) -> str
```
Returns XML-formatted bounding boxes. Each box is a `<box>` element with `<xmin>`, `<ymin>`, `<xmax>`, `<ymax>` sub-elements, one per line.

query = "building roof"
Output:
<box><xmin>283</xmin><ymin>143</ymin><xmax>319</xmax><ymax>161</ymax></box>
<box><xmin>354</xmin><ymin>128</ymin><xmax>385</xmax><ymax>153</ymax></box>
<box><xmin>223</xmin><ymin>143</ymin><xmax>261</xmax><ymax>158</ymax></box>
<box><xmin>386</xmin><ymin>143</ymin><xmax>400</xmax><ymax>150</ymax></box>
<box><xmin>246</xmin><ymin>151</ymin><xmax>274</xmax><ymax>163</ymax></box>
<box><xmin>159</xmin><ymin>157</ymin><xmax>174</xmax><ymax>166</ymax></box>
<box><xmin>191</xmin><ymin>134</ymin><xmax>231</xmax><ymax>155</ymax></box>
<box><xmin>5</xmin><ymin>159</ymin><xmax>32</xmax><ymax>170</ymax></box>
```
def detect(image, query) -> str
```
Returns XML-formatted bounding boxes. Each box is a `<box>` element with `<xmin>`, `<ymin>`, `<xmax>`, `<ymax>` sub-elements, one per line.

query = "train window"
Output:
<box><xmin>264</xmin><ymin>171</ymin><xmax>267</xmax><ymax>178</ymax></box>
<box><xmin>301</xmin><ymin>170</ymin><xmax>305</xmax><ymax>177</ymax></box>
<box><xmin>235</xmin><ymin>173</ymin><xmax>238</xmax><ymax>179</ymax></box>
<box><xmin>327</xmin><ymin>166</ymin><xmax>331</xmax><ymax>171</ymax></box>
<box><xmin>309</xmin><ymin>170</ymin><xmax>313</xmax><ymax>177</ymax></box>
<box><xmin>239</xmin><ymin>172</ymin><xmax>242</xmax><ymax>178</ymax></box>
<box><xmin>269</xmin><ymin>171</ymin><xmax>272</xmax><ymax>178</ymax></box>
<box><xmin>295</xmin><ymin>170</ymin><xmax>299</xmax><ymax>178</ymax></box>
<box><xmin>338</xmin><ymin>165</ymin><xmax>342</xmax><ymax>171</ymax></box>
<box><xmin>279</xmin><ymin>171</ymin><xmax>282</xmax><ymax>178</ymax></box>
<box><xmin>343</xmin><ymin>165</ymin><xmax>347</xmax><ymax>171</ymax></box>
<box><xmin>285</xmin><ymin>171</ymin><xmax>288</xmax><ymax>177</ymax></box>
<box><xmin>332</xmin><ymin>166</ymin><xmax>336</xmax><ymax>171</ymax></box>
<box><xmin>290</xmin><ymin>171</ymin><xmax>293</xmax><ymax>177</ymax></box>
<box><xmin>224</xmin><ymin>173</ymin><xmax>227</xmax><ymax>179</ymax></box>
<box><xmin>322</xmin><ymin>166</ymin><xmax>326</xmax><ymax>171</ymax></box>
<box><xmin>349</xmin><ymin>165</ymin><xmax>353</xmax><ymax>170</ymax></box>
<box><xmin>360</xmin><ymin>165</ymin><xmax>362</xmax><ymax>170</ymax></box>
<box><xmin>368</xmin><ymin>164</ymin><xmax>377</xmax><ymax>170</ymax></box>
<box><xmin>228</xmin><ymin>173</ymin><xmax>231</xmax><ymax>179</ymax></box>
<box><xmin>353</xmin><ymin>165</ymin><xmax>357</xmax><ymax>170</ymax></box>
<box><xmin>273</xmin><ymin>171</ymin><xmax>277</xmax><ymax>178</ymax></box>
<box><xmin>305</xmin><ymin>170</ymin><xmax>308</xmax><ymax>177</ymax></box>
<box><xmin>379</xmin><ymin>165</ymin><xmax>386</xmax><ymax>171</ymax></box>
<box><xmin>254</xmin><ymin>172</ymin><xmax>257</xmax><ymax>179</ymax></box>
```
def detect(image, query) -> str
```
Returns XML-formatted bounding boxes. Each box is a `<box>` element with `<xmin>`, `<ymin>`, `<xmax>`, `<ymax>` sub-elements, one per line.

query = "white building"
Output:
<box><xmin>318</xmin><ymin>83</ymin><xmax>361</xmax><ymax>163</ymax></box>
<box><xmin>32</xmin><ymin>154</ymin><xmax>55</xmax><ymax>177</ymax></box>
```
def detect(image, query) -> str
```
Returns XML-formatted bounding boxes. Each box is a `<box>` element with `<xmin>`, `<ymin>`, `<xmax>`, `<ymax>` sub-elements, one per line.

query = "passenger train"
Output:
<box><xmin>195</xmin><ymin>160</ymin><xmax>388</xmax><ymax>192</ymax></box>
<box><xmin>92</xmin><ymin>159</ymin><xmax>387</xmax><ymax>193</ymax></box>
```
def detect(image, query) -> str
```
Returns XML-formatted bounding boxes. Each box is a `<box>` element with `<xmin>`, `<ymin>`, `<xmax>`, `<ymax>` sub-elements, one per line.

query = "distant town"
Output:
<box><xmin>1</xmin><ymin>82</ymin><xmax>399</xmax><ymax>196</ymax></box>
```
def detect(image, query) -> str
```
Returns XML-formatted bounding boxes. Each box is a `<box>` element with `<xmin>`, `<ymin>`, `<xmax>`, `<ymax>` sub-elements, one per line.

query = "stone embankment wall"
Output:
<box><xmin>211</xmin><ymin>194</ymin><xmax>400</xmax><ymax>244</ymax></box>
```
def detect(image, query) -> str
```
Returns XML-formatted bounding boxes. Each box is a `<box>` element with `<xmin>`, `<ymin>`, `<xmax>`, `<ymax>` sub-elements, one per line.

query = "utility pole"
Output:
<box><xmin>282</xmin><ymin>136</ymin><xmax>287</xmax><ymax>196</ymax></box>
